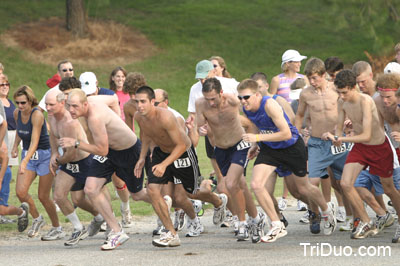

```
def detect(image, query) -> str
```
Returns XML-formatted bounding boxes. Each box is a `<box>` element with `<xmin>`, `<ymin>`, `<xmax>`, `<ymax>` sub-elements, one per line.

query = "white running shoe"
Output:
<box><xmin>261</xmin><ymin>222</ymin><xmax>287</xmax><ymax>243</ymax></box>
<box><xmin>41</xmin><ymin>227</ymin><xmax>66</xmax><ymax>241</ymax></box>
<box><xmin>336</xmin><ymin>206</ymin><xmax>346</xmax><ymax>223</ymax></box>
<box><xmin>213</xmin><ymin>193</ymin><xmax>227</xmax><ymax>226</ymax></box>
<box><xmin>152</xmin><ymin>230</ymin><xmax>180</xmax><ymax>247</ymax></box>
<box><xmin>186</xmin><ymin>217</ymin><xmax>204</xmax><ymax>237</ymax></box>
<box><xmin>299</xmin><ymin>211</ymin><xmax>309</xmax><ymax>224</ymax></box>
<box><xmin>121</xmin><ymin>207</ymin><xmax>134</xmax><ymax>228</ymax></box>
<box><xmin>322</xmin><ymin>208</ymin><xmax>337</xmax><ymax>235</ymax></box>
<box><xmin>101</xmin><ymin>230</ymin><xmax>129</xmax><ymax>250</ymax></box>
<box><xmin>297</xmin><ymin>200</ymin><xmax>307</xmax><ymax>211</ymax></box>
<box><xmin>278</xmin><ymin>198</ymin><xmax>288</xmax><ymax>211</ymax></box>
<box><xmin>339</xmin><ymin>218</ymin><xmax>353</xmax><ymax>231</ymax></box>
<box><xmin>174</xmin><ymin>209</ymin><xmax>186</xmax><ymax>231</ymax></box>
<box><xmin>28</xmin><ymin>216</ymin><xmax>46</xmax><ymax>238</ymax></box>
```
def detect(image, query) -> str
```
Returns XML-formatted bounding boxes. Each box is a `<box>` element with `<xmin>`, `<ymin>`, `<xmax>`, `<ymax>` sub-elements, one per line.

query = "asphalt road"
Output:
<box><xmin>0</xmin><ymin>203</ymin><xmax>399</xmax><ymax>266</ymax></box>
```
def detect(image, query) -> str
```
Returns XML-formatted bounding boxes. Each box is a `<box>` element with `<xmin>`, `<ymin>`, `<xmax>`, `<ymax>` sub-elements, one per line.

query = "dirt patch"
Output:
<box><xmin>0</xmin><ymin>17</ymin><xmax>158</xmax><ymax>66</ymax></box>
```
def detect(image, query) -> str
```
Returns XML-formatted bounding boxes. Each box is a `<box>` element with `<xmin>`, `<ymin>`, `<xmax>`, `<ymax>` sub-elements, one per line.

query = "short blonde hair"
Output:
<box><xmin>237</xmin><ymin>79</ymin><xmax>258</xmax><ymax>93</ymax></box>
<box><xmin>68</xmin><ymin>88</ymin><xmax>87</xmax><ymax>103</ymax></box>
<box><xmin>14</xmin><ymin>85</ymin><xmax>38</xmax><ymax>107</ymax></box>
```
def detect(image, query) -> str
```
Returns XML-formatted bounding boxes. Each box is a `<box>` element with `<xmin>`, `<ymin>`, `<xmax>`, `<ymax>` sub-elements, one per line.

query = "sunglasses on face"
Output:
<box><xmin>237</xmin><ymin>95</ymin><xmax>253</xmax><ymax>101</ymax></box>
<box><xmin>213</xmin><ymin>64</ymin><xmax>218</xmax><ymax>68</ymax></box>
<box><xmin>16</xmin><ymin>101</ymin><xmax>27</xmax><ymax>105</ymax></box>
<box><xmin>62</xmin><ymin>68</ymin><xmax>74</xmax><ymax>72</ymax></box>
<box><xmin>0</xmin><ymin>83</ymin><xmax>10</xmax><ymax>87</ymax></box>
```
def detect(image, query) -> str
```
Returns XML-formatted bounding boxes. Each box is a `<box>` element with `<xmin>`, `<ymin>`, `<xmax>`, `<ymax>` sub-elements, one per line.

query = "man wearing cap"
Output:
<box><xmin>296</xmin><ymin>58</ymin><xmax>349</xmax><ymax>234</ymax></box>
<box><xmin>38</xmin><ymin>60</ymin><xmax>74</xmax><ymax>112</ymax></box>
<box><xmin>269</xmin><ymin>49</ymin><xmax>309</xmax><ymax>103</ymax></box>
<box><xmin>79</xmin><ymin>72</ymin><xmax>115</xmax><ymax>96</ymax></box>
<box><xmin>384</xmin><ymin>62</ymin><xmax>400</xmax><ymax>74</ymax></box>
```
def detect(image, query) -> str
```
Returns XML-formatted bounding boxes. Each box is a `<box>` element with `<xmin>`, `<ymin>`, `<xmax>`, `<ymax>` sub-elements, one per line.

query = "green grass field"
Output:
<box><xmin>0</xmin><ymin>0</ymin><xmax>399</xmax><ymax>230</ymax></box>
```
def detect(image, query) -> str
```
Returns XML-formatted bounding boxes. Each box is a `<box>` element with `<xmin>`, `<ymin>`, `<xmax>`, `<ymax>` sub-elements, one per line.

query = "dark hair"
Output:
<box><xmin>334</xmin><ymin>70</ymin><xmax>356</xmax><ymax>89</ymax></box>
<box><xmin>202</xmin><ymin>78</ymin><xmax>222</xmax><ymax>93</ymax></box>
<box><xmin>135</xmin><ymin>85</ymin><xmax>155</xmax><ymax>100</ymax></box>
<box><xmin>57</xmin><ymin>60</ymin><xmax>72</xmax><ymax>71</ymax></box>
<box><xmin>123</xmin><ymin>72</ymin><xmax>146</xmax><ymax>95</ymax></box>
<box><xmin>59</xmin><ymin>77</ymin><xmax>81</xmax><ymax>91</ymax></box>
<box><xmin>324</xmin><ymin>57</ymin><xmax>344</xmax><ymax>74</ymax></box>
<box><xmin>109</xmin><ymin>66</ymin><xmax>127</xmax><ymax>92</ymax></box>
<box><xmin>250</xmin><ymin>72</ymin><xmax>268</xmax><ymax>83</ymax></box>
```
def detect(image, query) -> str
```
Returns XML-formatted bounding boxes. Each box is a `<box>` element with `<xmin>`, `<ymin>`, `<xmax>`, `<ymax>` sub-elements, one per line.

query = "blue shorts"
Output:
<box><xmin>88</xmin><ymin>141</ymin><xmax>144</xmax><ymax>193</ymax></box>
<box><xmin>60</xmin><ymin>155</ymin><xmax>93</xmax><ymax>192</ymax></box>
<box><xmin>214</xmin><ymin>140</ymin><xmax>250</xmax><ymax>177</ymax></box>
<box><xmin>354</xmin><ymin>168</ymin><xmax>400</xmax><ymax>196</ymax></box>
<box><xmin>21</xmin><ymin>149</ymin><xmax>51</xmax><ymax>176</ymax></box>
<box><xmin>308</xmin><ymin>137</ymin><xmax>349</xmax><ymax>180</ymax></box>
<box><xmin>0</xmin><ymin>167</ymin><xmax>12</xmax><ymax>206</ymax></box>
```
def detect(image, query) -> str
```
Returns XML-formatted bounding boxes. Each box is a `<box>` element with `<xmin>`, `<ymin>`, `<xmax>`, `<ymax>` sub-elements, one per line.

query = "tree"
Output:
<box><xmin>66</xmin><ymin>0</ymin><xmax>89</xmax><ymax>38</ymax></box>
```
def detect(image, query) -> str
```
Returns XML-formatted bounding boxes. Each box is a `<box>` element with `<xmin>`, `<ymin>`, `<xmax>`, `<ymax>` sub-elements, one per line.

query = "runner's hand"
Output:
<box><xmin>152</xmin><ymin>163</ymin><xmax>166</xmax><ymax>177</ymax></box>
<box><xmin>242</xmin><ymin>133</ymin><xmax>257</xmax><ymax>143</ymax></box>
<box><xmin>134</xmin><ymin>158</ymin><xmax>145</xmax><ymax>178</ymax></box>
<box><xmin>247</xmin><ymin>145</ymin><xmax>259</xmax><ymax>160</ymax></box>
<box><xmin>391</xmin><ymin>131</ymin><xmax>400</xmax><ymax>142</ymax></box>
<box><xmin>59</xmin><ymin>137</ymin><xmax>76</xmax><ymax>148</ymax></box>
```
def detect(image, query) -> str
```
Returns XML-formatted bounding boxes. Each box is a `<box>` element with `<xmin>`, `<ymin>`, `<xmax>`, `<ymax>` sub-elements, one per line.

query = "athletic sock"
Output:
<box><xmin>94</xmin><ymin>214</ymin><xmax>104</xmax><ymax>222</ymax></box>
<box><xmin>66</xmin><ymin>211</ymin><xmax>83</xmax><ymax>231</ymax></box>
<box><xmin>120</xmin><ymin>201</ymin><xmax>130</xmax><ymax>212</ymax></box>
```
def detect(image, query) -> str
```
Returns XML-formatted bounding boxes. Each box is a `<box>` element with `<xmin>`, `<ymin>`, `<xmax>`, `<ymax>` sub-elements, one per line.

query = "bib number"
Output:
<box><xmin>29</xmin><ymin>151</ymin><xmax>39</xmax><ymax>161</ymax></box>
<box><xmin>331</xmin><ymin>142</ymin><xmax>353</xmax><ymax>155</ymax></box>
<box><xmin>174</xmin><ymin>158</ymin><xmax>191</xmax><ymax>168</ymax></box>
<box><xmin>93</xmin><ymin>155</ymin><xmax>108</xmax><ymax>163</ymax></box>
<box><xmin>66</xmin><ymin>163</ymin><xmax>80</xmax><ymax>173</ymax></box>
<box><xmin>237</xmin><ymin>140</ymin><xmax>251</xmax><ymax>151</ymax></box>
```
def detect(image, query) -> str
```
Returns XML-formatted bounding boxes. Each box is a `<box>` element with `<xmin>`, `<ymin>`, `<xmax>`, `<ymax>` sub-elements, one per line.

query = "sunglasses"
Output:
<box><xmin>237</xmin><ymin>95</ymin><xmax>253</xmax><ymax>101</ymax></box>
<box><xmin>16</xmin><ymin>101</ymin><xmax>27</xmax><ymax>105</ymax></box>
<box><xmin>213</xmin><ymin>64</ymin><xmax>218</xmax><ymax>68</ymax></box>
<box><xmin>0</xmin><ymin>83</ymin><xmax>10</xmax><ymax>87</ymax></box>
<box><xmin>62</xmin><ymin>68</ymin><xmax>74</xmax><ymax>72</ymax></box>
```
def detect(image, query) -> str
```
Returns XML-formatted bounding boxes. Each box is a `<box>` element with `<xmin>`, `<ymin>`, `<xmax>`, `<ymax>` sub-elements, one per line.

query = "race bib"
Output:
<box><xmin>331</xmin><ymin>142</ymin><xmax>353</xmax><ymax>155</ymax></box>
<box><xmin>236</xmin><ymin>140</ymin><xmax>251</xmax><ymax>151</ymax></box>
<box><xmin>66</xmin><ymin>163</ymin><xmax>80</xmax><ymax>173</ymax></box>
<box><xmin>93</xmin><ymin>155</ymin><xmax>108</xmax><ymax>163</ymax></box>
<box><xmin>174</xmin><ymin>158</ymin><xmax>191</xmax><ymax>168</ymax></box>
<box><xmin>28</xmin><ymin>151</ymin><xmax>39</xmax><ymax>161</ymax></box>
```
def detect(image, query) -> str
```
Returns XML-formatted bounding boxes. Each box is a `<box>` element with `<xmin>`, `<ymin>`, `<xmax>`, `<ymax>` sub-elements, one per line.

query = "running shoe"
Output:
<box><xmin>87</xmin><ymin>217</ymin><xmax>105</xmax><ymax>237</ymax></box>
<box><xmin>352</xmin><ymin>218</ymin><xmax>360</xmax><ymax>233</ymax></box>
<box><xmin>17</xmin><ymin>202</ymin><xmax>29</xmax><ymax>232</ymax></box>
<box><xmin>261</xmin><ymin>222</ymin><xmax>287</xmax><ymax>243</ymax></box>
<box><xmin>383</xmin><ymin>212</ymin><xmax>395</xmax><ymax>228</ymax></box>
<box><xmin>392</xmin><ymin>224</ymin><xmax>400</xmax><ymax>243</ymax></box>
<box><xmin>336</xmin><ymin>207</ymin><xmax>346</xmax><ymax>223</ymax></box>
<box><xmin>186</xmin><ymin>217</ymin><xmax>204</xmax><ymax>237</ymax></box>
<box><xmin>251</xmin><ymin>212</ymin><xmax>266</xmax><ymax>244</ymax></box>
<box><xmin>121</xmin><ymin>207</ymin><xmax>134</xmax><ymax>228</ymax></box>
<box><xmin>278</xmin><ymin>198</ymin><xmax>288</xmax><ymax>211</ymax></box>
<box><xmin>173</xmin><ymin>209</ymin><xmax>186</xmax><ymax>231</ymax></box>
<box><xmin>220</xmin><ymin>210</ymin><xmax>233</xmax><ymax>228</ymax></box>
<box><xmin>0</xmin><ymin>215</ymin><xmax>16</xmax><ymax>224</ymax></box>
<box><xmin>233</xmin><ymin>215</ymin><xmax>239</xmax><ymax>235</ymax></box>
<box><xmin>339</xmin><ymin>218</ymin><xmax>353</xmax><ymax>231</ymax></box>
<box><xmin>322</xmin><ymin>208</ymin><xmax>337</xmax><ymax>235</ymax></box>
<box><xmin>153</xmin><ymin>217</ymin><xmax>165</xmax><ymax>236</ymax></box>
<box><xmin>101</xmin><ymin>230</ymin><xmax>129</xmax><ymax>250</ymax></box>
<box><xmin>213</xmin><ymin>193</ymin><xmax>227</xmax><ymax>226</ymax></box>
<box><xmin>280</xmin><ymin>212</ymin><xmax>289</xmax><ymax>228</ymax></box>
<box><xmin>236</xmin><ymin>223</ymin><xmax>249</xmax><ymax>241</ymax></box>
<box><xmin>64</xmin><ymin>227</ymin><xmax>89</xmax><ymax>246</ymax></box>
<box><xmin>152</xmin><ymin>230</ymin><xmax>180</xmax><ymax>247</ymax></box>
<box><xmin>41</xmin><ymin>227</ymin><xmax>66</xmax><ymax>241</ymax></box>
<box><xmin>28</xmin><ymin>216</ymin><xmax>45</xmax><ymax>238</ymax></box>
<box><xmin>297</xmin><ymin>200</ymin><xmax>307</xmax><ymax>211</ymax></box>
<box><xmin>351</xmin><ymin>220</ymin><xmax>376</xmax><ymax>239</ymax></box>
<box><xmin>299</xmin><ymin>210</ymin><xmax>310</xmax><ymax>224</ymax></box>
<box><xmin>309</xmin><ymin>211</ymin><xmax>321</xmax><ymax>234</ymax></box>
<box><xmin>191</xmin><ymin>199</ymin><xmax>203</xmax><ymax>215</ymax></box>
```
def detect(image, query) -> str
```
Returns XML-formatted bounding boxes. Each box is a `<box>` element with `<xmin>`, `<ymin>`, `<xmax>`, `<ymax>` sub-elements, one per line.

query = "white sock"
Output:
<box><xmin>271</xmin><ymin>220</ymin><xmax>281</xmax><ymax>227</ymax></box>
<box><xmin>120</xmin><ymin>201</ymin><xmax>130</xmax><ymax>212</ymax></box>
<box><xmin>35</xmin><ymin>214</ymin><xmax>44</xmax><ymax>221</ymax></box>
<box><xmin>94</xmin><ymin>214</ymin><xmax>104</xmax><ymax>222</ymax></box>
<box><xmin>252</xmin><ymin>212</ymin><xmax>260</xmax><ymax>224</ymax></box>
<box><xmin>66</xmin><ymin>211</ymin><xmax>83</xmax><ymax>231</ymax></box>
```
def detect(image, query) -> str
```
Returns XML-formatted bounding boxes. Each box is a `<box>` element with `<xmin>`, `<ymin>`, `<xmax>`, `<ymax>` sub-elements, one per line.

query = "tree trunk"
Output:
<box><xmin>66</xmin><ymin>0</ymin><xmax>89</xmax><ymax>38</ymax></box>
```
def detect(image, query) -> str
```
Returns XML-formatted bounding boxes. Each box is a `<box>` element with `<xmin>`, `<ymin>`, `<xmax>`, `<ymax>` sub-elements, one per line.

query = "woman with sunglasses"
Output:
<box><xmin>0</xmin><ymin>74</ymin><xmax>18</xmax><ymax>168</ymax></box>
<box><xmin>12</xmin><ymin>85</ymin><xmax>62</xmax><ymax>240</ymax></box>
<box><xmin>209</xmin><ymin>56</ymin><xmax>232</xmax><ymax>78</ymax></box>
<box><xmin>269</xmin><ymin>49</ymin><xmax>309</xmax><ymax>103</ymax></box>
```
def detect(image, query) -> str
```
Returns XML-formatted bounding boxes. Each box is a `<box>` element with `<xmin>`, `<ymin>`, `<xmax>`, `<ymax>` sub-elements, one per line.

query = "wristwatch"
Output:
<box><xmin>74</xmin><ymin>140</ymin><xmax>80</xmax><ymax>149</ymax></box>
<box><xmin>55</xmin><ymin>158</ymin><xmax>60</xmax><ymax>165</ymax></box>
<box><xmin>334</xmin><ymin>135</ymin><xmax>339</xmax><ymax>141</ymax></box>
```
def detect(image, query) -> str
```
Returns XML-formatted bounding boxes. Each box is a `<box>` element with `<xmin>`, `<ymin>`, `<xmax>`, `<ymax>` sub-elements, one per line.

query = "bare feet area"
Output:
<box><xmin>0</xmin><ymin>17</ymin><xmax>157</xmax><ymax>66</ymax></box>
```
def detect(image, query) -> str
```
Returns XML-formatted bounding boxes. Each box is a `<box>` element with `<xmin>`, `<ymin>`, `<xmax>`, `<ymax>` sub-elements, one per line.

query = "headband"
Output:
<box><xmin>377</xmin><ymin>87</ymin><xmax>398</xmax><ymax>92</ymax></box>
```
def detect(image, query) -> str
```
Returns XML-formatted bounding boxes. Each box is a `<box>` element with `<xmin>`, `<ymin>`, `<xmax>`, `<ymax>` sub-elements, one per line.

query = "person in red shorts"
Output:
<box><xmin>323</xmin><ymin>69</ymin><xmax>400</xmax><ymax>242</ymax></box>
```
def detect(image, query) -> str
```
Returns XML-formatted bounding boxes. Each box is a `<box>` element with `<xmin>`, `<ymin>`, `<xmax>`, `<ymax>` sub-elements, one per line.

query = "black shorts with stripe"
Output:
<box><xmin>148</xmin><ymin>145</ymin><xmax>199</xmax><ymax>194</ymax></box>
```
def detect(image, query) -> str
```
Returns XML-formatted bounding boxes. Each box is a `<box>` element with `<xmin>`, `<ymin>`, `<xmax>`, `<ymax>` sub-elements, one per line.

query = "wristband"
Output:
<box><xmin>334</xmin><ymin>135</ymin><xmax>339</xmax><ymax>141</ymax></box>
<box><xmin>256</xmin><ymin>134</ymin><xmax>260</xmax><ymax>142</ymax></box>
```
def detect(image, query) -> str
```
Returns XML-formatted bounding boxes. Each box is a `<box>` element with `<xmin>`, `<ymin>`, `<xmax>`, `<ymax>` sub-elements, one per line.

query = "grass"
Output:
<box><xmin>0</xmin><ymin>0</ymin><xmax>398</xmax><ymax>229</ymax></box>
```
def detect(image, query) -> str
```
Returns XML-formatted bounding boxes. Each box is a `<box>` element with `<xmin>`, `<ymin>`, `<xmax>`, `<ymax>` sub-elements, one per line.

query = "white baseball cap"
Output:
<box><xmin>384</xmin><ymin>62</ymin><xmax>400</xmax><ymax>74</ymax></box>
<box><xmin>281</xmin><ymin>49</ymin><xmax>307</xmax><ymax>67</ymax></box>
<box><xmin>79</xmin><ymin>72</ymin><xmax>97</xmax><ymax>95</ymax></box>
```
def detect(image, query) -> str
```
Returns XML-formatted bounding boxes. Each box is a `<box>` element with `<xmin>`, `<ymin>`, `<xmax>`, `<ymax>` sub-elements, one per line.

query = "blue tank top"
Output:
<box><xmin>17</xmin><ymin>107</ymin><xmax>50</xmax><ymax>150</ymax></box>
<box><xmin>243</xmin><ymin>96</ymin><xmax>299</xmax><ymax>149</ymax></box>
<box><xmin>4</xmin><ymin>99</ymin><xmax>16</xmax><ymax>130</ymax></box>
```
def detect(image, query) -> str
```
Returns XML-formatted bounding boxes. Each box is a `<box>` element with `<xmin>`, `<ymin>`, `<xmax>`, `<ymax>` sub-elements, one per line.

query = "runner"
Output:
<box><xmin>239</xmin><ymin>79</ymin><xmax>337</xmax><ymax>243</ymax></box>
